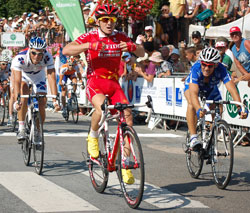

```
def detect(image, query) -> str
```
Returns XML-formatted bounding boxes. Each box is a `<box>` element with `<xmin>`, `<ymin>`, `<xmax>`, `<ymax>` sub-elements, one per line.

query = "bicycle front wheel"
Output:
<box><xmin>71</xmin><ymin>94</ymin><xmax>79</xmax><ymax>123</ymax></box>
<box><xmin>211</xmin><ymin>120</ymin><xmax>233</xmax><ymax>189</ymax></box>
<box><xmin>22</xmin><ymin>112</ymin><xmax>31</xmax><ymax>166</ymax></box>
<box><xmin>185</xmin><ymin>126</ymin><xmax>204</xmax><ymax>179</ymax></box>
<box><xmin>117</xmin><ymin>126</ymin><xmax>144</xmax><ymax>209</ymax></box>
<box><xmin>0</xmin><ymin>95</ymin><xmax>5</xmax><ymax>125</ymax></box>
<box><xmin>32</xmin><ymin>112</ymin><xmax>45</xmax><ymax>175</ymax></box>
<box><xmin>88</xmin><ymin>129</ymin><xmax>109</xmax><ymax>193</ymax></box>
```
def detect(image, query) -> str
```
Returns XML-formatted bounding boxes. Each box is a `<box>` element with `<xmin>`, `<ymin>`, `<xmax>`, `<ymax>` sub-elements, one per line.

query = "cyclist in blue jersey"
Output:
<box><xmin>184</xmin><ymin>47</ymin><xmax>248</xmax><ymax>149</ymax></box>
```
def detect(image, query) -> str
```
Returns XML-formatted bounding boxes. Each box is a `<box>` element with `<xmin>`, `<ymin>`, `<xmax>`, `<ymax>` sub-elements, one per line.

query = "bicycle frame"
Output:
<box><xmin>89</xmin><ymin>96</ymin><xmax>153</xmax><ymax>173</ymax></box>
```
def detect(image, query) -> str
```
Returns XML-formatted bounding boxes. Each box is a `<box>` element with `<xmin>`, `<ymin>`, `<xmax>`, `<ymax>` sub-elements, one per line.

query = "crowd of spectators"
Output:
<box><xmin>0</xmin><ymin>7</ymin><xmax>65</xmax><ymax>46</ymax></box>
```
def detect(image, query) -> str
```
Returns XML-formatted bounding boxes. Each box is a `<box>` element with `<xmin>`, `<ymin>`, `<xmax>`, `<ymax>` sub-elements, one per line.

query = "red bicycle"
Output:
<box><xmin>87</xmin><ymin>95</ymin><xmax>153</xmax><ymax>208</ymax></box>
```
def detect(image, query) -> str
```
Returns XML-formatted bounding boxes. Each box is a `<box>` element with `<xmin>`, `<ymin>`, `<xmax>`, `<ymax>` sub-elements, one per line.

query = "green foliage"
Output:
<box><xmin>150</xmin><ymin>0</ymin><xmax>165</xmax><ymax>18</ymax></box>
<box><xmin>0</xmin><ymin>0</ymin><xmax>51</xmax><ymax>18</ymax></box>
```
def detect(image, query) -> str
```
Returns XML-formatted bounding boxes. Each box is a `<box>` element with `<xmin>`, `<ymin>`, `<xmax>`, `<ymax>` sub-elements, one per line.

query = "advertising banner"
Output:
<box><xmin>1</xmin><ymin>32</ymin><xmax>25</xmax><ymax>47</ymax></box>
<box><xmin>50</xmin><ymin>0</ymin><xmax>86</xmax><ymax>40</ymax></box>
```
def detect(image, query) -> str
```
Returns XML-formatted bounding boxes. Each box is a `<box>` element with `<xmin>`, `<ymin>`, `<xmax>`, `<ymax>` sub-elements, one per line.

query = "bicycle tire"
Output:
<box><xmin>22</xmin><ymin>113</ymin><xmax>31</xmax><ymax>166</ymax></box>
<box><xmin>185</xmin><ymin>126</ymin><xmax>204</xmax><ymax>179</ymax></box>
<box><xmin>117</xmin><ymin>126</ymin><xmax>144</xmax><ymax>209</ymax></box>
<box><xmin>88</xmin><ymin>129</ymin><xmax>109</xmax><ymax>193</ymax></box>
<box><xmin>71</xmin><ymin>94</ymin><xmax>79</xmax><ymax>123</ymax></box>
<box><xmin>32</xmin><ymin>112</ymin><xmax>45</xmax><ymax>175</ymax></box>
<box><xmin>0</xmin><ymin>94</ymin><xmax>5</xmax><ymax>125</ymax></box>
<box><xmin>211</xmin><ymin>120</ymin><xmax>233</xmax><ymax>189</ymax></box>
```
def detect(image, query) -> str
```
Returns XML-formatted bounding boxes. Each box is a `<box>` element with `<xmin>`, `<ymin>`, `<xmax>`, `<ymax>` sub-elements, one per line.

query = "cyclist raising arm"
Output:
<box><xmin>12</xmin><ymin>37</ymin><xmax>59</xmax><ymax>142</ymax></box>
<box><xmin>184</xmin><ymin>47</ymin><xmax>247</xmax><ymax>150</ymax></box>
<box><xmin>62</xmin><ymin>4</ymin><xmax>145</xmax><ymax>184</ymax></box>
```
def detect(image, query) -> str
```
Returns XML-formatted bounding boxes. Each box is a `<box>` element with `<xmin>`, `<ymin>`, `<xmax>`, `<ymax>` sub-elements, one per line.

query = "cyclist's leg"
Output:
<box><xmin>184</xmin><ymin>89</ymin><xmax>201</xmax><ymax>148</ymax></box>
<box><xmin>17</xmin><ymin>81</ymin><xmax>29</xmax><ymax>141</ymax></box>
<box><xmin>71</xmin><ymin>76</ymin><xmax>77</xmax><ymax>92</ymax></box>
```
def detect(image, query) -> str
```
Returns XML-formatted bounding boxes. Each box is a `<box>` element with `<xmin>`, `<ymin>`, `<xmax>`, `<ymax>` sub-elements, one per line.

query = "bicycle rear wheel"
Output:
<box><xmin>88</xmin><ymin>129</ymin><xmax>109</xmax><ymax>193</ymax></box>
<box><xmin>71</xmin><ymin>94</ymin><xmax>79</xmax><ymax>123</ymax></box>
<box><xmin>185</xmin><ymin>126</ymin><xmax>204</xmax><ymax>179</ymax></box>
<box><xmin>22</xmin><ymin>113</ymin><xmax>31</xmax><ymax>166</ymax></box>
<box><xmin>117</xmin><ymin>126</ymin><xmax>144</xmax><ymax>209</ymax></box>
<box><xmin>211</xmin><ymin>120</ymin><xmax>233</xmax><ymax>189</ymax></box>
<box><xmin>0</xmin><ymin>95</ymin><xmax>5</xmax><ymax>125</ymax></box>
<box><xmin>32</xmin><ymin>112</ymin><xmax>45</xmax><ymax>175</ymax></box>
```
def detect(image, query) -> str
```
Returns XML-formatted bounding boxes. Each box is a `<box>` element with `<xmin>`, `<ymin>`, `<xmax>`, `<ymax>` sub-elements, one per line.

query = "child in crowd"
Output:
<box><xmin>170</xmin><ymin>48</ymin><xmax>185</xmax><ymax>73</ymax></box>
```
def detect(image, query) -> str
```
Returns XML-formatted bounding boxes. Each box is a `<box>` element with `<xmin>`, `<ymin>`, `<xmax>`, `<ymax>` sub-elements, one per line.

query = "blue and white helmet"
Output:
<box><xmin>29</xmin><ymin>37</ymin><xmax>47</xmax><ymax>50</ymax></box>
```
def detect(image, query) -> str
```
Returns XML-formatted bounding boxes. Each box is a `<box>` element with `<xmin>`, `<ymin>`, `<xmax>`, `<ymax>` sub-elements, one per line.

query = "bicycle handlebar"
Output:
<box><xmin>19</xmin><ymin>94</ymin><xmax>57</xmax><ymax>99</ymax></box>
<box><xmin>201</xmin><ymin>99</ymin><xmax>248</xmax><ymax>115</ymax></box>
<box><xmin>99</xmin><ymin>95</ymin><xmax>154</xmax><ymax>126</ymax></box>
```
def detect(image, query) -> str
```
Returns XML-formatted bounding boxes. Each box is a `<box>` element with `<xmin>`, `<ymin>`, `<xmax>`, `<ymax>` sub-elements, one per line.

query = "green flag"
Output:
<box><xmin>50</xmin><ymin>0</ymin><xmax>86</xmax><ymax>41</ymax></box>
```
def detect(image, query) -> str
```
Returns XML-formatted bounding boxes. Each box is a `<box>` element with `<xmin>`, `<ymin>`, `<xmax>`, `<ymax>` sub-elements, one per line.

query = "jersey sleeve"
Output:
<box><xmin>75</xmin><ymin>32</ymin><xmax>91</xmax><ymax>44</ymax></box>
<box><xmin>189</xmin><ymin>62</ymin><xmax>201</xmax><ymax>84</ymax></box>
<box><xmin>60</xmin><ymin>66</ymin><xmax>67</xmax><ymax>75</ymax></box>
<box><xmin>10</xmin><ymin>55</ymin><xmax>24</xmax><ymax>71</ymax></box>
<box><xmin>44</xmin><ymin>52</ymin><xmax>55</xmax><ymax>69</ymax></box>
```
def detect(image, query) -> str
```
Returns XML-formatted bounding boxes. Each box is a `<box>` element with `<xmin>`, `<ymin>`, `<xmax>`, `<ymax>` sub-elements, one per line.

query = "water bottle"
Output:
<box><xmin>202</xmin><ymin>123</ymin><xmax>210</xmax><ymax>149</ymax></box>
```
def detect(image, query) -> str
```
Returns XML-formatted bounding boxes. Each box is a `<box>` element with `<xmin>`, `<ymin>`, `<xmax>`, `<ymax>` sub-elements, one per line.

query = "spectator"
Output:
<box><xmin>184</xmin><ymin>0</ymin><xmax>203</xmax><ymax>21</ymax></box>
<box><xmin>170</xmin><ymin>48</ymin><xmax>185</xmax><ymax>73</ymax></box>
<box><xmin>230</xmin><ymin>26</ymin><xmax>250</xmax><ymax>82</ymax></box>
<box><xmin>157</xmin><ymin>3</ymin><xmax>175</xmax><ymax>46</ymax></box>
<box><xmin>134</xmin><ymin>53</ymin><xmax>156</xmax><ymax>82</ymax></box>
<box><xmin>122</xmin><ymin>52</ymin><xmax>138</xmax><ymax>81</ymax></box>
<box><xmin>190</xmin><ymin>30</ymin><xmax>203</xmax><ymax>47</ymax></box>
<box><xmin>195</xmin><ymin>44</ymin><xmax>204</xmax><ymax>59</ymax></box>
<box><xmin>201</xmin><ymin>0</ymin><xmax>213</xmax><ymax>10</ymax></box>
<box><xmin>215</xmin><ymin>40</ymin><xmax>233</xmax><ymax>75</ymax></box>
<box><xmin>142</xmin><ymin>26</ymin><xmax>154</xmax><ymax>43</ymax></box>
<box><xmin>169</xmin><ymin>0</ymin><xmax>186</xmax><ymax>46</ymax></box>
<box><xmin>213</xmin><ymin>0</ymin><xmax>230</xmax><ymax>26</ymax></box>
<box><xmin>4</xmin><ymin>17</ymin><xmax>13</xmax><ymax>32</ymax></box>
<box><xmin>143</xmin><ymin>41</ymin><xmax>155</xmax><ymax>56</ymax></box>
<box><xmin>160</xmin><ymin>45</ymin><xmax>171</xmax><ymax>61</ymax></box>
<box><xmin>237</xmin><ymin>0</ymin><xmax>250</xmax><ymax>17</ymax></box>
<box><xmin>227</xmin><ymin>0</ymin><xmax>239</xmax><ymax>22</ymax></box>
<box><xmin>185</xmin><ymin>46</ymin><xmax>197</xmax><ymax>68</ymax></box>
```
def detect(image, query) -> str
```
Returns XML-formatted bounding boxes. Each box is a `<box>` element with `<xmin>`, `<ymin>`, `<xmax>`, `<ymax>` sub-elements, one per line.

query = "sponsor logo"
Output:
<box><xmin>176</xmin><ymin>88</ymin><xmax>182</xmax><ymax>107</ymax></box>
<box><xmin>226</xmin><ymin>87</ymin><xmax>239</xmax><ymax>118</ymax></box>
<box><xmin>166</xmin><ymin>87</ymin><xmax>172</xmax><ymax>106</ymax></box>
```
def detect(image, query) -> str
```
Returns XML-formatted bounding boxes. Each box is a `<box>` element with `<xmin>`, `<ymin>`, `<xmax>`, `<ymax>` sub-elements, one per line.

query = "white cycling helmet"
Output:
<box><xmin>0</xmin><ymin>55</ymin><xmax>9</xmax><ymax>62</ymax></box>
<box><xmin>199</xmin><ymin>47</ymin><xmax>221</xmax><ymax>64</ymax></box>
<box><xmin>29</xmin><ymin>37</ymin><xmax>47</xmax><ymax>50</ymax></box>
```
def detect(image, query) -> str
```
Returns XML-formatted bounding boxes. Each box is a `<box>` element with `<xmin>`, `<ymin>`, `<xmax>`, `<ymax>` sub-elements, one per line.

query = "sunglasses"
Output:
<box><xmin>98</xmin><ymin>16</ymin><xmax>117</xmax><ymax>23</ymax></box>
<box><xmin>1</xmin><ymin>63</ymin><xmax>7</xmax><ymax>65</ymax></box>
<box><xmin>31</xmin><ymin>51</ymin><xmax>44</xmax><ymax>57</ymax></box>
<box><xmin>201</xmin><ymin>62</ymin><xmax>214</xmax><ymax>68</ymax></box>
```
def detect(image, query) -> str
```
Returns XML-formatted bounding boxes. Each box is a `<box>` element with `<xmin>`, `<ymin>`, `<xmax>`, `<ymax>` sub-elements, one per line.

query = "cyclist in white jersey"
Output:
<box><xmin>12</xmin><ymin>37</ymin><xmax>59</xmax><ymax>142</ymax></box>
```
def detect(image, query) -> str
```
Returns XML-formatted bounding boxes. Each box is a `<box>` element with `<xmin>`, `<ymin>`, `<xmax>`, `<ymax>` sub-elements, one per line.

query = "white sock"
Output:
<box><xmin>89</xmin><ymin>129</ymin><xmax>98</xmax><ymax>138</ymax></box>
<box><xmin>190</xmin><ymin>134</ymin><xmax>197</xmax><ymax>141</ymax></box>
<box><xmin>9</xmin><ymin>116</ymin><xmax>12</xmax><ymax>120</ymax></box>
<box><xmin>19</xmin><ymin>121</ymin><xmax>25</xmax><ymax>131</ymax></box>
<box><xmin>125</xmin><ymin>157</ymin><xmax>130</xmax><ymax>166</ymax></box>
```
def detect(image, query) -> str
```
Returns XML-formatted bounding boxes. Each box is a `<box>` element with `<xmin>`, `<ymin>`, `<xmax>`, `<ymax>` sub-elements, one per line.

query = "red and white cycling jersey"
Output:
<box><xmin>75</xmin><ymin>29</ymin><xmax>132</xmax><ymax>80</ymax></box>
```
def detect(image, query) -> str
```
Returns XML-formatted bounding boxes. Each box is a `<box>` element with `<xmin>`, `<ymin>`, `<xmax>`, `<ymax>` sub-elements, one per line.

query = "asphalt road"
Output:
<box><xmin>0</xmin><ymin>110</ymin><xmax>250</xmax><ymax>213</ymax></box>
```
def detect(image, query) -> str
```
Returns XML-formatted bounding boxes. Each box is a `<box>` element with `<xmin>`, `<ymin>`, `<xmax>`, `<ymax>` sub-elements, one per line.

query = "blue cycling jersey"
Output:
<box><xmin>184</xmin><ymin>61</ymin><xmax>231</xmax><ymax>100</ymax></box>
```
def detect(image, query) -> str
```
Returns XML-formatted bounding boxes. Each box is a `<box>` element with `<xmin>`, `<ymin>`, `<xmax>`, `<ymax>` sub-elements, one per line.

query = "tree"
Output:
<box><xmin>0</xmin><ymin>0</ymin><xmax>51</xmax><ymax>18</ymax></box>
